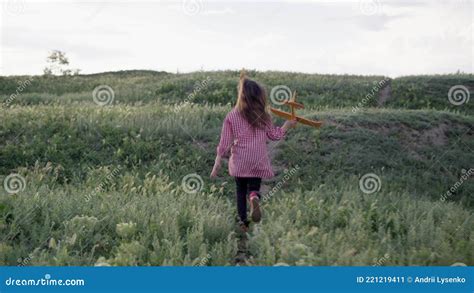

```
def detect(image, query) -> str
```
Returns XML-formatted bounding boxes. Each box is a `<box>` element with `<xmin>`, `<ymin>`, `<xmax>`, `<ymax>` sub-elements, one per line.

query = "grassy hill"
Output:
<box><xmin>0</xmin><ymin>71</ymin><xmax>472</xmax><ymax>266</ymax></box>
<box><xmin>388</xmin><ymin>75</ymin><xmax>474</xmax><ymax>114</ymax></box>
<box><xmin>1</xmin><ymin>70</ymin><xmax>472</xmax><ymax>112</ymax></box>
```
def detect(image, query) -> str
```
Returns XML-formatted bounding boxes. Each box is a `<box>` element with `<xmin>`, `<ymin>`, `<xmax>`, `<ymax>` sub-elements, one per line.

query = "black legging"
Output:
<box><xmin>235</xmin><ymin>177</ymin><xmax>261</xmax><ymax>222</ymax></box>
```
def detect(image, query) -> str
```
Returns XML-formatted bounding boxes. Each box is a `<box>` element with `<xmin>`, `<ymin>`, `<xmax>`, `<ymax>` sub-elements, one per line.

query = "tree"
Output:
<box><xmin>43</xmin><ymin>50</ymin><xmax>81</xmax><ymax>76</ymax></box>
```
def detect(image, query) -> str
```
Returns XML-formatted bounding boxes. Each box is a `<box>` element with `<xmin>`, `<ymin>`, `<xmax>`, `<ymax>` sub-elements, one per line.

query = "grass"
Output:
<box><xmin>388</xmin><ymin>74</ymin><xmax>474</xmax><ymax>114</ymax></box>
<box><xmin>3</xmin><ymin>71</ymin><xmax>471</xmax><ymax>112</ymax></box>
<box><xmin>0</xmin><ymin>71</ymin><xmax>473</xmax><ymax>266</ymax></box>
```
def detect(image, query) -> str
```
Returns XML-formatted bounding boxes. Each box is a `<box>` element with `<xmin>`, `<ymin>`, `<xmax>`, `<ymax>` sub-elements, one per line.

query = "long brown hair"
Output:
<box><xmin>236</xmin><ymin>78</ymin><xmax>271</xmax><ymax>129</ymax></box>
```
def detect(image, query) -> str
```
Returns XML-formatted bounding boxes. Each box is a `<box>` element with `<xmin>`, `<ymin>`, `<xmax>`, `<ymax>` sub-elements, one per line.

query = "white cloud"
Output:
<box><xmin>202</xmin><ymin>7</ymin><xmax>235</xmax><ymax>15</ymax></box>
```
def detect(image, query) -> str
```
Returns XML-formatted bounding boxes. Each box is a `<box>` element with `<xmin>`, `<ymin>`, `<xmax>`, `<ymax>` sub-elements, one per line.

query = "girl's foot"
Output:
<box><xmin>238</xmin><ymin>220</ymin><xmax>249</xmax><ymax>233</ymax></box>
<box><xmin>249</xmin><ymin>192</ymin><xmax>261</xmax><ymax>223</ymax></box>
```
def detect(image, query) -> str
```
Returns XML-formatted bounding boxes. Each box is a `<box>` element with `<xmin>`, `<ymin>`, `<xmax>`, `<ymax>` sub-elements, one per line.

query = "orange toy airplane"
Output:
<box><xmin>270</xmin><ymin>91</ymin><xmax>323</xmax><ymax>128</ymax></box>
<box><xmin>239</xmin><ymin>69</ymin><xmax>322</xmax><ymax>128</ymax></box>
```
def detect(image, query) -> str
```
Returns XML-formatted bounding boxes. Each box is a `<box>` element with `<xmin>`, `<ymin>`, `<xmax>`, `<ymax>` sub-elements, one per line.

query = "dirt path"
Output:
<box><xmin>234</xmin><ymin>231</ymin><xmax>253</xmax><ymax>265</ymax></box>
<box><xmin>377</xmin><ymin>81</ymin><xmax>392</xmax><ymax>107</ymax></box>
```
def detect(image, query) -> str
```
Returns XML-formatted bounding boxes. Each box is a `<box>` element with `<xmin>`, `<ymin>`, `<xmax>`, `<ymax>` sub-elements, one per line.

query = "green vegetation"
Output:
<box><xmin>388</xmin><ymin>75</ymin><xmax>474</xmax><ymax>114</ymax></box>
<box><xmin>1</xmin><ymin>71</ymin><xmax>472</xmax><ymax>112</ymax></box>
<box><xmin>0</xmin><ymin>71</ymin><xmax>472</xmax><ymax>266</ymax></box>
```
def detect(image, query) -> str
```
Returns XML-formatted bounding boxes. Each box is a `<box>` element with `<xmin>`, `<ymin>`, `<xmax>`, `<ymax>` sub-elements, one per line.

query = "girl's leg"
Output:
<box><xmin>235</xmin><ymin>177</ymin><xmax>248</xmax><ymax>222</ymax></box>
<box><xmin>247</xmin><ymin>177</ymin><xmax>262</xmax><ymax>198</ymax></box>
<box><xmin>248</xmin><ymin>177</ymin><xmax>262</xmax><ymax>222</ymax></box>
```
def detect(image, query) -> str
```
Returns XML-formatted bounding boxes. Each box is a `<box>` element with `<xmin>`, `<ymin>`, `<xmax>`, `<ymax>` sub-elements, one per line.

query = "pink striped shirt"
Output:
<box><xmin>217</xmin><ymin>108</ymin><xmax>286</xmax><ymax>178</ymax></box>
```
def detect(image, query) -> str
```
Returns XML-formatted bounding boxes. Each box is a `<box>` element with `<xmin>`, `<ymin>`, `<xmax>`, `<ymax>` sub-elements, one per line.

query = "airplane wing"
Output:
<box><xmin>270</xmin><ymin>108</ymin><xmax>323</xmax><ymax>128</ymax></box>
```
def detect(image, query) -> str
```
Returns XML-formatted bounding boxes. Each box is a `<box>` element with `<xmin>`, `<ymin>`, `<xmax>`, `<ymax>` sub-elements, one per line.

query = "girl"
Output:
<box><xmin>210</xmin><ymin>77</ymin><xmax>296</xmax><ymax>231</ymax></box>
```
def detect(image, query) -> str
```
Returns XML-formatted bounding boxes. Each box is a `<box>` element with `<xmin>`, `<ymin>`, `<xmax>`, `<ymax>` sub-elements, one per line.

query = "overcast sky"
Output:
<box><xmin>0</xmin><ymin>0</ymin><xmax>472</xmax><ymax>76</ymax></box>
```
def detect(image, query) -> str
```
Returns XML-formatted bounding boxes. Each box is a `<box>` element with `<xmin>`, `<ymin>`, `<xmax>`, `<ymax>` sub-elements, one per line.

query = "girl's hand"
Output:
<box><xmin>210</xmin><ymin>156</ymin><xmax>222</xmax><ymax>178</ymax></box>
<box><xmin>282</xmin><ymin>119</ymin><xmax>298</xmax><ymax>130</ymax></box>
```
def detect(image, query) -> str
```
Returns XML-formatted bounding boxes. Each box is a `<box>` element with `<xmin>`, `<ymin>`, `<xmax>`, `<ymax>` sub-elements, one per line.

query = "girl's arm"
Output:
<box><xmin>211</xmin><ymin>115</ymin><xmax>234</xmax><ymax>178</ymax></box>
<box><xmin>210</xmin><ymin>156</ymin><xmax>222</xmax><ymax>178</ymax></box>
<box><xmin>216</xmin><ymin>115</ymin><xmax>234</xmax><ymax>157</ymax></box>
<box><xmin>266</xmin><ymin>119</ymin><xmax>297</xmax><ymax>141</ymax></box>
